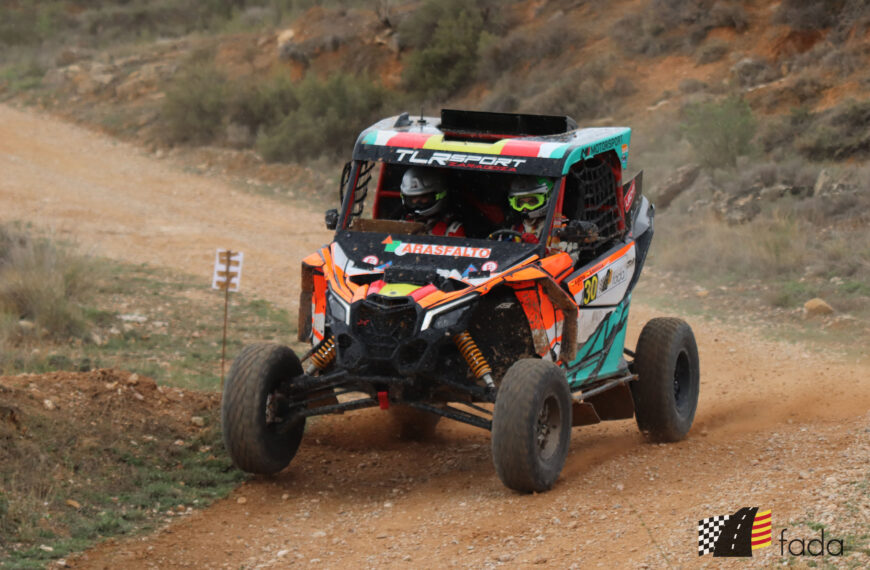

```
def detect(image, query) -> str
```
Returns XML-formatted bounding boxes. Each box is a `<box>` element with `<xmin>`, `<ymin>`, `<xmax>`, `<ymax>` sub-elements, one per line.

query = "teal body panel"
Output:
<box><xmin>563</xmin><ymin>295</ymin><xmax>631</xmax><ymax>389</ymax></box>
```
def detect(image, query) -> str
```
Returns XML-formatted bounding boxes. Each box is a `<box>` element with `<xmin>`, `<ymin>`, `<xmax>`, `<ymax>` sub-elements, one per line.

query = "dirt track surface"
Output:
<box><xmin>1</xmin><ymin>104</ymin><xmax>868</xmax><ymax>568</ymax></box>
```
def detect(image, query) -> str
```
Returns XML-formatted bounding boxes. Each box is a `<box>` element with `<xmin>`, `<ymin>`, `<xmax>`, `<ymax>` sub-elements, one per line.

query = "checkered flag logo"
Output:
<box><xmin>698</xmin><ymin>515</ymin><xmax>730</xmax><ymax>556</ymax></box>
<box><xmin>698</xmin><ymin>507</ymin><xmax>771</xmax><ymax>557</ymax></box>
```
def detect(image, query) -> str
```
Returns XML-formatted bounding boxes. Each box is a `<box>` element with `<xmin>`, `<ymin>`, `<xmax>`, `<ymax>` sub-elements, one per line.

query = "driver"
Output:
<box><xmin>401</xmin><ymin>167</ymin><xmax>465</xmax><ymax>237</ymax></box>
<box><xmin>507</xmin><ymin>176</ymin><xmax>554</xmax><ymax>243</ymax></box>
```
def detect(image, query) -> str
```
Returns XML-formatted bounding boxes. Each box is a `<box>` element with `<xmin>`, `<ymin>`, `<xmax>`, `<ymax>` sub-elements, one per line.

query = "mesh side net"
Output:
<box><xmin>565</xmin><ymin>158</ymin><xmax>624</xmax><ymax>256</ymax></box>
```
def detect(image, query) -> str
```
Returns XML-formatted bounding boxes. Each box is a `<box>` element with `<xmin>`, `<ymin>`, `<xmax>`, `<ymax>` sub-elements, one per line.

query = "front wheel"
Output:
<box><xmin>630</xmin><ymin>318</ymin><xmax>700</xmax><ymax>442</ymax></box>
<box><xmin>491</xmin><ymin>359</ymin><xmax>572</xmax><ymax>493</ymax></box>
<box><xmin>222</xmin><ymin>343</ymin><xmax>306</xmax><ymax>474</ymax></box>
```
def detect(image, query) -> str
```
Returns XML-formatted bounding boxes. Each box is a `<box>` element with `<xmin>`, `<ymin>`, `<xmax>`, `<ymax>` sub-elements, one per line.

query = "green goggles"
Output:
<box><xmin>509</xmin><ymin>192</ymin><xmax>547</xmax><ymax>212</ymax></box>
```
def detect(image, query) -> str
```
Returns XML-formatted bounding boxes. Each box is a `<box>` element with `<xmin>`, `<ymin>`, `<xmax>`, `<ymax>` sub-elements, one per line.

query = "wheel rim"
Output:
<box><xmin>536</xmin><ymin>395</ymin><xmax>562</xmax><ymax>460</ymax></box>
<box><xmin>265</xmin><ymin>391</ymin><xmax>298</xmax><ymax>434</ymax></box>
<box><xmin>673</xmin><ymin>349</ymin><xmax>691</xmax><ymax>416</ymax></box>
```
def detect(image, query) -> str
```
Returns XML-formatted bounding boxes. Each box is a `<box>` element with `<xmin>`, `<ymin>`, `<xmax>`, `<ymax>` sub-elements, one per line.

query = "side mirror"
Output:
<box><xmin>556</xmin><ymin>220</ymin><xmax>599</xmax><ymax>244</ymax></box>
<box><xmin>325</xmin><ymin>209</ymin><xmax>339</xmax><ymax>230</ymax></box>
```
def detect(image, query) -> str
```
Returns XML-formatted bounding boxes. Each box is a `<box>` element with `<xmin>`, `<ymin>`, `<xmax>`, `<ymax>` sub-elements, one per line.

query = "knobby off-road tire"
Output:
<box><xmin>222</xmin><ymin>343</ymin><xmax>306</xmax><ymax>474</ymax></box>
<box><xmin>389</xmin><ymin>405</ymin><xmax>441</xmax><ymax>440</ymax></box>
<box><xmin>492</xmin><ymin>359</ymin><xmax>572</xmax><ymax>493</ymax></box>
<box><xmin>630</xmin><ymin>318</ymin><xmax>700</xmax><ymax>442</ymax></box>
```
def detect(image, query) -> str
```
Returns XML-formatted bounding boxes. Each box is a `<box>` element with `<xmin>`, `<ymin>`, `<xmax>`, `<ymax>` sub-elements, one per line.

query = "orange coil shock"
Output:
<box><xmin>307</xmin><ymin>336</ymin><xmax>336</xmax><ymax>374</ymax></box>
<box><xmin>454</xmin><ymin>331</ymin><xmax>495</xmax><ymax>389</ymax></box>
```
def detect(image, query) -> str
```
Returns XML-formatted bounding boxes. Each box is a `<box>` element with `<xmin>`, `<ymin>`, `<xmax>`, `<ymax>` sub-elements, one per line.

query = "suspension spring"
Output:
<box><xmin>454</xmin><ymin>331</ymin><xmax>495</xmax><ymax>388</ymax></box>
<box><xmin>309</xmin><ymin>336</ymin><xmax>336</xmax><ymax>372</ymax></box>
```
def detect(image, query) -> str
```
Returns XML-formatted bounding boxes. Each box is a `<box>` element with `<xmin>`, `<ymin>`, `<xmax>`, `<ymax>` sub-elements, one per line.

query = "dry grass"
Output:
<box><xmin>0</xmin><ymin>223</ymin><xmax>95</xmax><ymax>345</ymax></box>
<box><xmin>651</xmin><ymin>211</ymin><xmax>812</xmax><ymax>280</ymax></box>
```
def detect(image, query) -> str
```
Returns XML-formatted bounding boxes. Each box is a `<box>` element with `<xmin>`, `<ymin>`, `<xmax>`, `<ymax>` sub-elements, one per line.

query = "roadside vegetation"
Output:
<box><xmin>0</xmin><ymin>223</ymin><xmax>298</xmax><ymax>385</ymax></box>
<box><xmin>0</xmin><ymin>223</ymin><xmax>301</xmax><ymax>565</ymax></box>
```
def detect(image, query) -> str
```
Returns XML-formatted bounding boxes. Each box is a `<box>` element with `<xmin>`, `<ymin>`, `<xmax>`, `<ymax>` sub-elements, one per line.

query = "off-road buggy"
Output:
<box><xmin>222</xmin><ymin>109</ymin><xmax>700</xmax><ymax>492</ymax></box>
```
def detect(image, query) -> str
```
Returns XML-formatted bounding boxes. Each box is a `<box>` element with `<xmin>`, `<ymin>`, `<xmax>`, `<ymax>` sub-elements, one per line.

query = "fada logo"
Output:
<box><xmin>698</xmin><ymin>507</ymin><xmax>771</xmax><ymax>557</ymax></box>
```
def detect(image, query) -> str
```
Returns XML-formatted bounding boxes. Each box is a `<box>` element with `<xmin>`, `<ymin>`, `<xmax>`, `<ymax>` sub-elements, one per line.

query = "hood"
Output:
<box><xmin>326</xmin><ymin>231</ymin><xmax>539</xmax><ymax>308</ymax></box>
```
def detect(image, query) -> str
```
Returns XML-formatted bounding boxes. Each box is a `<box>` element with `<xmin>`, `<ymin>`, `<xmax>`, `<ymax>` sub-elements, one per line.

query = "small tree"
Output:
<box><xmin>682</xmin><ymin>96</ymin><xmax>756</xmax><ymax>169</ymax></box>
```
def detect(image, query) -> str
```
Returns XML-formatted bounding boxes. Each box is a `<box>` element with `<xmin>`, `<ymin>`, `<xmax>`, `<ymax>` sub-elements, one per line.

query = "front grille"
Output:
<box><xmin>352</xmin><ymin>296</ymin><xmax>418</xmax><ymax>359</ymax></box>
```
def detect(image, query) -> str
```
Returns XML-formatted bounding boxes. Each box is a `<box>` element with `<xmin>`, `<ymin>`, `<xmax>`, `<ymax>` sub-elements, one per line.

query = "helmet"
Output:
<box><xmin>400</xmin><ymin>168</ymin><xmax>447</xmax><ymax>217</ymax></box>
<box><xmin>508</xmin><ymin>176</ymin><xmax>553</xmax><ymax>219</ymax></box>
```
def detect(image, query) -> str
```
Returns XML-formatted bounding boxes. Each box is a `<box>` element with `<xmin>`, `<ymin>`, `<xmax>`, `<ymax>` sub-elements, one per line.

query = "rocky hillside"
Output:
<box><xmin>1</xmin><ymin>0</ymin><xmax>868</xmax><ymax>332</ymax></box>
<box><xmin>2</xmin><ymin>1</ymin><xmax>868</xmax><ymax>162</ymax></box>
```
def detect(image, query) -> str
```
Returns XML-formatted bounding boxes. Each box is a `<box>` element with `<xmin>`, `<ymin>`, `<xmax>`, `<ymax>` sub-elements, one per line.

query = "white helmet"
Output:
<box><xmin>401</xmin><ymin>168</ymin><xmax>447</xmax><ymax>217</ymax></box>
<box><xmin>508</xmin><ymin>176</ymin><xmax>554</xmax><ymax>219</ymax></box>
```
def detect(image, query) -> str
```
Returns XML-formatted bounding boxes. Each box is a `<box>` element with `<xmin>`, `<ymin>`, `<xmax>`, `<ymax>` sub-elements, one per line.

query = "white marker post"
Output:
<box><xmin>212</xmin><ymin>249</ymin><xmax>243</xmax><ymax>388</ymax></box>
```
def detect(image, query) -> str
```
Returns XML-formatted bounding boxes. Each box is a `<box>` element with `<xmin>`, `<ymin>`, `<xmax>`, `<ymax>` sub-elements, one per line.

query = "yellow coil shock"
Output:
<box><xmin>307</xmin><ymin>336</ymin><xmax>336</xmax><ymax>374</ymax></box>
<box><xmin>454</xmin><ymin>331</ymin><xmax>495</xmax><ymax>389</ymax></box>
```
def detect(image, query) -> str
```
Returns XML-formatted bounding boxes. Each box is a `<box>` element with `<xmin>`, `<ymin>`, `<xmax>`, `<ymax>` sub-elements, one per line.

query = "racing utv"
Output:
<box><xmin>222</xmin><ymin>109</ymin><xmax>700</xmax><ymax>493</ymax></box>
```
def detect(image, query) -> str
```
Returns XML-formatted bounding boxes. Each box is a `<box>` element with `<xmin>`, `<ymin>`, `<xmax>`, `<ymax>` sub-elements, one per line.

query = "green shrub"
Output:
<box><xmin>614</xmin><ymin>0</ymin><xmax>747</xmax><ymax>56</ymax></box>
<box><xmin>696</xmin><ymin>40</ymin><xmax>728</xmax><ymax>64</ymax></box>
<box><xmin>682</xmin><ymin>96</ymin><xmax>756</xmax><ymax>169</ymax></box>
<box><xmin>402</xmin><ymin>5</ymin><xmax>485</xmax><ymax>97</ymax></box>
<box><xmin>0</xmin><ymin>1</ymin><xmax>71</xmax><ymax>47</ymax></box>
<box><xmin>773</xmin><ymin>0</ymin><xmax>845</xmax><ymax>31</ymax></box>
<box><xmin>161</xmin><ymin>64</ymin><xmax>229</xmax><ymax>144</ymax></box>
<box><xmin>400</xmin><ymin>0</ymin><xmax>508</xmax><ymax>97</ymax></box>
<box><xmin>0</xmin><ymin>223</ymin><xmax>94</xmax><ymax>341</ymax></box>
<box><xmin>477</xmin><ymin>21</ymin><xmax>583</xmax><ymax>82</ymax></box>
<box><xmin>256</xmin><ymin>73</ymin><xmax>395</xmax><ymax>162</ymax></box>
<box><xmin>795</xmin><ymin>99</ymin><xmax>870</xmax><ymax>161</ymax></box>
<box><xmin>227</xmin><ymin>74</ymin><xmax>298</xmax><ymax>135</ymax></box>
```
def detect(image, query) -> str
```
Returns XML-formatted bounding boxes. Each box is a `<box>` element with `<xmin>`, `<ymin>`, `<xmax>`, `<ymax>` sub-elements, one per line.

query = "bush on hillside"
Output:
<box><xmin>795</xmin><ymin>99</ymin><xmax>870</xmax><ymax>161</ymax></box>
<box><xmin>682</xmin><ymin>96</ymin><xmax>756</xmax><ymax>169</ymax></box>
<box><xmin>256</xmin><ymin>73</ymin><xmax>395</xmax><ymax>162</ymax></box>
<box><xmin>400</xmin><ymin>0</ymin><xmax>509</xmax><ymax>97</ymax></box>
<box><xmin>477</xmin><ymin>21</ymin><xmax>583</xmax><ymax>82</ymax></box>
<box><xmin>161</xmin><ymin>64</ymin><xmax>229</xmax><ymax>144</ymax></box>
<box><xmin>227</xmin><ymin>74</ymin><xmax>298</xmax><ymax>136</ymax></box>
<box><xmin>614</xmin><ymin>0</ymin><xmax>747</xmax><ymax>56</ymax></box>
<box><xmin>774</xmin><ymin>0</ymin><xmax>845</xmax><ymax>31</ymax></box>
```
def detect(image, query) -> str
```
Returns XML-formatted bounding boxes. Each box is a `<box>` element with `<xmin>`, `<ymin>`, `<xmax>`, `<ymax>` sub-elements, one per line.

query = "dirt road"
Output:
<box><xmin>1</xmin><ymin>104</ymin><xmax>867</xmax><ymax>568</ymax></box>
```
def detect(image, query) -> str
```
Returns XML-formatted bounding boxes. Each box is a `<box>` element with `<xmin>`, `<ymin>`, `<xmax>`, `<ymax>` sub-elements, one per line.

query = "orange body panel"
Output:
<box><xmin>539</xmin><ymin>252</ymin><xmax>573</xmax><ymax>279</ymax></box>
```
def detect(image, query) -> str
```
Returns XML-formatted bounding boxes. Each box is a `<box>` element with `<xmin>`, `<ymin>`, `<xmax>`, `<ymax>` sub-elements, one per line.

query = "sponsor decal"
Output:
<box><xmin>623</xmin><ymin>179</ymin><xmax>636</xmax><ymax>212</ymax></box>
<box><xmin>362</xmin><ymin>255</ymin><xmax>379</xmax><ymax>266</ymax></box>
<box><xmin>461</xmin><ymin>264</ymin><xmax>478</xmax><ymax>278</ymax></box>
<box><xmin>698</xmin><ymin>508</ymin><xmax>846</xmax><ymax>559</ymax></box>
<box><xmin>582</xmin><ymin>274</ymin><xmax>598</xmax><ymax>305</ymax></box>
<box><xmin>599</xmin><ymin>267</ymin><xmax>626</xmax><ymax>293</ymax></box>
<box><xmin>588</xmin><ymin>134</ymin><xmax>622</xmax><ymax>156</ymax></box>
<box><xmin>481</xmin><ymin>260</ymin><xmax>498</xmax><ymax>272</ymax></box>
<box><xmin>394</xmin><ymin>149</ymin><xmax>526</xmax><ymax>171</ymax></box>
<box><xmin>381</xmin><ymin>235</ymin><xmax>491</xmax><ymax>259</ymax></box>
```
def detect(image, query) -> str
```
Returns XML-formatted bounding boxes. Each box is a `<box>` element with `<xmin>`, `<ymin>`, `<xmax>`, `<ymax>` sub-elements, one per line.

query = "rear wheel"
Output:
<box><xmin>389</xmin><ymin>405</ymin><xmax>440</xmax><ymax>440</ymax></box>
<box><xmin>222</xmin><ymin>343</ymin><xmax>306</xmax><ymax>474</ymax></box>
<box><xmin>492</xmin><ymin>359</ymin><xmax>571</xmax><ymax>493</ymax></box>
<box><xmin>630</xmin><ymin>318</ymin><xmax>700</xmax><ymax>442</ymax></box>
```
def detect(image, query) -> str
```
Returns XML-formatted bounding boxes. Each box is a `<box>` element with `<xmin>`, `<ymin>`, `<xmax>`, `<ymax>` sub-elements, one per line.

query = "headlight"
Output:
<box><xmin>432</xmin><ymin>308</ymin><xmax>465</xmax><ymax>331</ymax></box>
<box><xmin>327</xmin><ymin>293</ymin><xmax>348</xmax><ymax>324</ymax></box>
<box><xmin>421</xmin><ymin>297</ymin><xmax>476</xmax><ymax>331</ymax></box>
